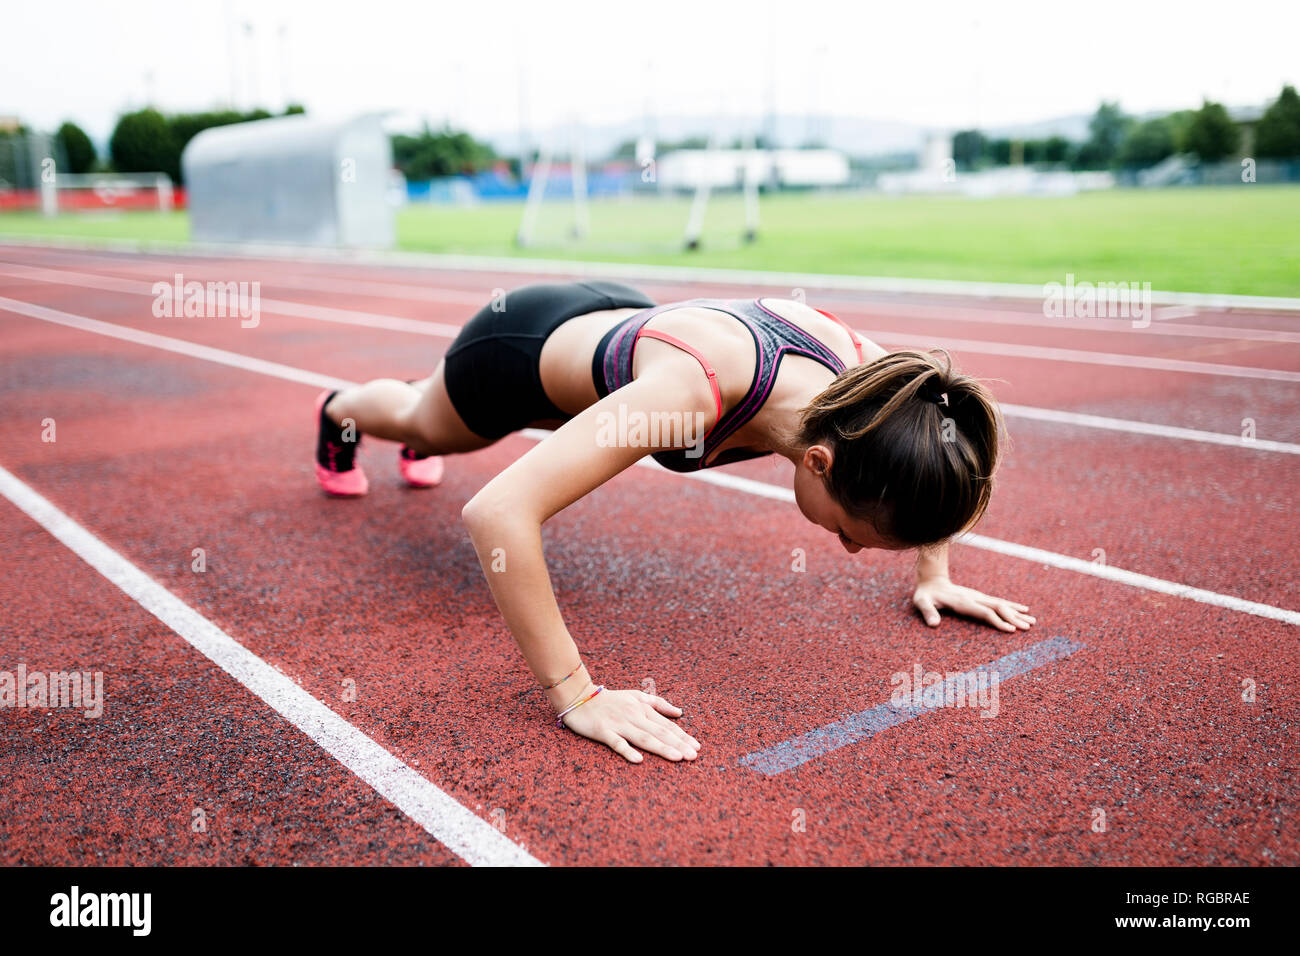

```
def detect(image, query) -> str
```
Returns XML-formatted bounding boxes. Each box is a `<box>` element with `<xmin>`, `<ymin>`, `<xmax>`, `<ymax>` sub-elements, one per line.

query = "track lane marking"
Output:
<box><xmin>0</xmin><ymin>261</ymin><xmax>464</xmax><ymax>338</ymax></box>
<box><xmin>4</xmin><ymin>293</ymin><xmax>1295</xmax><ymax>625</ymax></box>
<box><xmin>0</xmin><ymin>464</ymin><xmax>544</xmax><ymax>867</ymax></box>
<box><xmin>3</xmin><ymin>259</ymin><xmax>1299</xmax><ymax>380</ymax></box>
<box><xmin>861</xmin><ymin>329</ymin><xmax>1300</xmax><ymax>382</ymax></box>
<box><xmin>737</xmin><ymin>636</ymin><xmax>1086</xmax><ymax>775</ymax></box>
<box><xmin>3</xmin><ymin>278</ymin><xmax>1298</xmax><ymax>456</ymax></box>
<box><xmin>9</xmin><ymin>250</ymin><xmax>1300</xmax><ymax>343</ymax></box>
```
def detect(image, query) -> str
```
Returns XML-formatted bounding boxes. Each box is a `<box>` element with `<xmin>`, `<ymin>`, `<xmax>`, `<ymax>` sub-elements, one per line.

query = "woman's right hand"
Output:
<box><xmin>560</xmin><ymin>688</ymin><xmax>700</xmax><ymax>763</ymax></box>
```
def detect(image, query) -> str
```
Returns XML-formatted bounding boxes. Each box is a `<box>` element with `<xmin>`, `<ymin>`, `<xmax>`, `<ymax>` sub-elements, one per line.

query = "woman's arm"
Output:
<box><xmin>911</xmin><ymin>541</ymin><xmax>1036</xmax><ymax>632</ymax></box>
<box><xmin>461</xmin><ymin>364</ymin><xmax>716</xmax><ymax>763</ymax></box>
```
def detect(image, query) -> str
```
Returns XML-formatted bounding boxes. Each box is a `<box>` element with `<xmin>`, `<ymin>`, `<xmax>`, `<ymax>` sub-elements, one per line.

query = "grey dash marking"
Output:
<box><xmin>738</xmin><ymin>635</ymin><xmax>1085</xmax><ymax>775</ymax></box>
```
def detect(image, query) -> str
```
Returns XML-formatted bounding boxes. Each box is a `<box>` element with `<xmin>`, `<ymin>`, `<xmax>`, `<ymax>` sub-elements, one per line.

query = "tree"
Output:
<box><xmin>1042</xmin><ymin>135</ymin><xmax>1071</xmax><ymax>164</ymax></box>
<box><xmin>1163</xmin><ymin>109</ymin><xmax>1196</xmax><ymax>152</ymax></box>
<box><xmin>390</xmin><ymin>125</ymin><xmax>497</xmax><ymax>180</ymax></box>
<box><xmin>109</xmin><ymin>109</ymin><xmax>176</xmax><ymax>179</ymax></box>
<box><xmin>951</xmin><ymin>129</ymin><xmax>986</xmax><ymax>169</ymax></box>
<box><xmin>1118</xmin><ymin>117</ymin><xmax>1177</xmax><ymax>167</ymax></box>
<box><xmin>1255</xmin><ymin>85</ymin><xmax>1300</xmax><ymax>159</ymax></box>
<box><xmin>1185</xmin><ymin>99</ymin><xmax>1240</xmax><ymax>162</ymax></box>
<box><xmin>56</xmin><ymin>121</ymin><xmax>96</xmax><ymax>174</ymax></box>
<box><xmin>1074</xmin><ymin>102</ymin><xmax>1133</xmax><ymax>169</ymax></box>
<box><xmin>111</xmin><ymin>107</ymin><xmax>284</xmax><ymax>184</ymax></box>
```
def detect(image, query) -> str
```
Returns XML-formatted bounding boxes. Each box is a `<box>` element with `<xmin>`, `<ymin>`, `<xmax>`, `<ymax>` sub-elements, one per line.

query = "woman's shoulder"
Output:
<box><xmin>624</xmin><ymin>302</ymin><xmax>756</xmax><ymax>413</ymax></box>
<box><xmin>753</xmin><ymin>297</ymin><xmax>887</xmax><ymax>365</ymax></box>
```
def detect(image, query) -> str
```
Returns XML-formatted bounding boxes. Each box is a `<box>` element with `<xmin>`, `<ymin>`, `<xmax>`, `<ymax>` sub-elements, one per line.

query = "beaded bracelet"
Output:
<box><xmin>542</xmin><ymin>661</ymin><xmax>584</xmax><ymax>691</ymax></box>
<box><xmin>555</xmin><ymin>685</ymin><xmax>604</xmax><ymax>728</ymax></box>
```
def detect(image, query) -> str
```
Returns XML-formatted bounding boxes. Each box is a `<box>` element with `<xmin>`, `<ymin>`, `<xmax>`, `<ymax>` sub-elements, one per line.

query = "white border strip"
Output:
<box><xmin>4</xmin><ymin>294</ymin><xmax>1295</xmax><ymax>624</ymax></box>
<box><xmin>0</xmin><ymin>463</ymin><xmax>544</xmax><ymax>866</ymax></box>
<box><xmin>3</xmin><ymin>233</ymin><xmax>1299</xmax><ymax>313</ymax></box>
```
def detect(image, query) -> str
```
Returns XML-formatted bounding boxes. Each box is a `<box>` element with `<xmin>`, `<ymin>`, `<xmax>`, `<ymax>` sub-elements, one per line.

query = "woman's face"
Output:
<box><xmin>793</xmin><ymin>444</ymin><xmax>910</xmax><ymax>554</ymax></box>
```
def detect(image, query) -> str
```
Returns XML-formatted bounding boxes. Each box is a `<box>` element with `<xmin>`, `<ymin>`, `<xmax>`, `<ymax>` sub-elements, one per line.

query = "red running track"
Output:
<box><xmin>0</xmin><ymin>243</ymin><xmax>1295</xmax><ymax>866</ymax></box>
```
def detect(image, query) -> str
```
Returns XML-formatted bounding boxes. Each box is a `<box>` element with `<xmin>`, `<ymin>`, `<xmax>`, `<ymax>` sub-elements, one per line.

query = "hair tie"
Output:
<box><xmin>918</xmin><ymin>381</ymin><xmax>949</xmax><ymax>407</ymax></box>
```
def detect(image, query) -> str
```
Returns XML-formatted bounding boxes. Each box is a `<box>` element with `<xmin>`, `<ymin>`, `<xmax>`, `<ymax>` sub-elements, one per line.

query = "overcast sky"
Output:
<box><xmin>5</xmin><ymin>0</ymin><xmax>1297</xmax><ymax>144</ymax></box>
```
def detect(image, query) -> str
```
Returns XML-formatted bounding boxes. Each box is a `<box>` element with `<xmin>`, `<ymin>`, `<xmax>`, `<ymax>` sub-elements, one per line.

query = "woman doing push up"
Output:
<box><xmin>312</xmin><ymin>280</ymin><xmax>1035</xmax><ymax>764</ymax></box>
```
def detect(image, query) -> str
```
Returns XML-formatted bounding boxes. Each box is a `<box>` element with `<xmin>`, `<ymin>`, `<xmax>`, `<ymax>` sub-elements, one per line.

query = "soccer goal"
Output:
<box><xmin>42</xmin><ymin>172</ymin><xmax>175</xmax><ymax>215</ymax></box>
<box><xmin>515</xmin><ymin>130</ymin><xmax>760</xmax><ymax>255</ymax></box>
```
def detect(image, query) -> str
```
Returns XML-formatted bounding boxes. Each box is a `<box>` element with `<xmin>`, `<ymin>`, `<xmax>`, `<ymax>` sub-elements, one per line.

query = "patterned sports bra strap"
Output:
<box><xmin>813</xmin><ymin>307</ymin><xmax>865</xmax><ymax>364</ymax></box>
<box><xmin>634</xmin><ymin>327</ymin><xmax>723</xmax><ymax>432</ymax></box>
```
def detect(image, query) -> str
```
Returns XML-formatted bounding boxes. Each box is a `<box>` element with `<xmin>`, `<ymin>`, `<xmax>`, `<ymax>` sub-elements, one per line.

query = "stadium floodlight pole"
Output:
<box><xmin>278</xmin><ymin>23</ymin><xmax>291</xmax><ymax>107</ymax></box>
<box><xmin>516</xmin><ymin>145</ymin><xmax>552</xmax><ymax>247</ymax></box>
<box><xmin>224</xmin><ymin>0</ymin><xmax>239</xmax><ymax>107</ymax></box>
<box><xmin>243</xmin><ymin>22</ymin><xmax>259</xmax><ymax>107</ymax></box>
<box><xmin>743</xmin><ymin>131</ymin><xmax>759</xmax><ymax>243</ymax></box>
<box><xmin>570</xmin><ymin>120</ymin><xmax>589</xmax><ymax>239</ymax></box>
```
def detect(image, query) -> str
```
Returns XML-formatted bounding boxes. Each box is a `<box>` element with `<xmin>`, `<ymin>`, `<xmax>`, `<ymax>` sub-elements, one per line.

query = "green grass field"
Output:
<box><xmin>2</xmin><ymin>186</ymin><xmax>1297</xmax><ymax>296</ymax></box>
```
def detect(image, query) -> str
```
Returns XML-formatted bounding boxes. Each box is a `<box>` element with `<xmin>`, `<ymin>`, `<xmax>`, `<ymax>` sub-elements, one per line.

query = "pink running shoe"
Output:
<box><xmin>399</xmin><ymin>446</ymin><xmax>444</xmax><ymax>488</ymax></box>
<box><xmin>314</xmin><ymin>390</ymin><xmax>369</xmax><ymax>496</ymax></box>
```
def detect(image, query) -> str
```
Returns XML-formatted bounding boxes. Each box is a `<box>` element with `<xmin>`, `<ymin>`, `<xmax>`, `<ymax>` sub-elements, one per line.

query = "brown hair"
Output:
<box><xmin>796</xmin><ymin>349</ymin><xmax>1003</xmax><ymax>547</ymax></box>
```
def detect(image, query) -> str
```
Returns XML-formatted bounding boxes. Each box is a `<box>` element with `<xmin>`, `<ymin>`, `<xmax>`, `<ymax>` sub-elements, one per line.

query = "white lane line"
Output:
<box><xmin>3</xmin><ymin>294</ymin><xmax>1289</xmax><ymax>625</ymax></box>
<box><xmin>647</xmin><ymin>458</ymin><xmax>1300</xmax><ymax>626</ymax></box>
<box><xmin>998</xmin><ymin>403</ymin><xmax>1299</xmax><ymax>455</ymax></box>
<box><xmin>0</xmin><ymin>295</ymin><xmax>351</xmax><ymax>391</ymax></box>
<box><xmin>958</xmin><ymin>533</ymin><xmax>1300</xmax><ymax>626</ymax></box>
<box><xmin>838</xmin><ymin>299</ymin><xmax>1300</xmax><ymax>344</ymax></box>
<box><xmin>863</xmin><ymin>329</ymin><xmax>1300</xmax><ymax>383</ymax></box>
<box><xmin>7</xmin><ymin>259</ymin><xmax>1300</xmax><ymax>376</ymax></box>
<box><xmin>4</xmin><ymin>270</ymin><xmax>1299</xmax><ymax>457</ymax></box>
<box><xmin>0</xmin><ymin>464</ymin><xmax>544</xmax><ymax>867</ymax></box>
<box><xmin>5</xmin><ymin>233</ymin><xmax>1300</xmax><ymax>313</ymax></box>
<box><xmin>0</xmin><ymin>253</ymin><xmax>492</xmax><ymax>307</ymax></box>
<box><xmin>11</xmin><ymin>251</ymin><xmax>1298</xmax><ymax>344</ymax></box>
<box><xmin>0</xmin><ymin>262</ymin><xmax>463</xmax><ymax>338</ymax></box>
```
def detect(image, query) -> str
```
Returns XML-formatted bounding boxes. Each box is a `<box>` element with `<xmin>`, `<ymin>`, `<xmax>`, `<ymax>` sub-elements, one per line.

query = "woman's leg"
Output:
<box><xmin>324</xmin><ymin>360</ymin><xmax>494</xmax><ymax>456</ymax></box>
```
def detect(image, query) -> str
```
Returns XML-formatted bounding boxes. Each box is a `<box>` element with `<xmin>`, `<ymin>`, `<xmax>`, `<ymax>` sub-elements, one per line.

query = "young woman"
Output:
<box><xmin>313</xmin><ymin>280</ymin><xmax>1035</xmax><ymax>764</ymax></box>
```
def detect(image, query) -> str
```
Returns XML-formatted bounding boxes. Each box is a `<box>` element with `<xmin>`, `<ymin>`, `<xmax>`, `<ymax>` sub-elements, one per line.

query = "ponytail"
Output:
<box><xmin>797</xmin><ymin>349</ymin><xmax>1003</xmax><ymax>546</ymax></box>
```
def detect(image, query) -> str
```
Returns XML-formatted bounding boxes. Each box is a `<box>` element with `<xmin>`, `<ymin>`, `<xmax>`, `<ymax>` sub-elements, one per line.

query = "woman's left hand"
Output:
<box><xmin>912</xmin><ymin>576</ymin><xmax>1036</xmax><ymax>632</ymax></box>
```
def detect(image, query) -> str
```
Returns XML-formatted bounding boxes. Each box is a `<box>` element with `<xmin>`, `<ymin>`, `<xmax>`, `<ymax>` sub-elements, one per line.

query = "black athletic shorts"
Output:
<box><xmin>443</xmin><ymin>280</ymin><xmax>657</xmax><ymax>440</ymax></box>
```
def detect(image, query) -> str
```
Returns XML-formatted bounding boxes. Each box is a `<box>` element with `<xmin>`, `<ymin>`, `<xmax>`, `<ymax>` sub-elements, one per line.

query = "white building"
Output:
<box><xmin>656</xmin><ymin>149</ymin><xmax>850</xmax><ymax>190</ymax></box>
